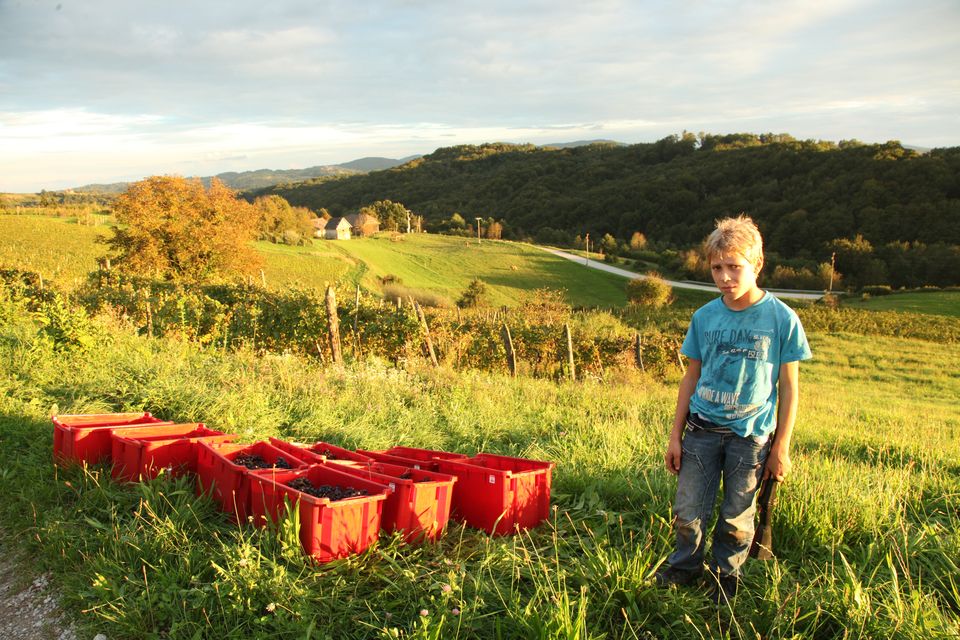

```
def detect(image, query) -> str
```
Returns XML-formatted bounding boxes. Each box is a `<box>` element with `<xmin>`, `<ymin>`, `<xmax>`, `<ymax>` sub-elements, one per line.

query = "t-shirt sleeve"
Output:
<box><xmin>780</xmin><ymin>310</ymin><xmax>812</xmax><ymax>363</ymax></box>
<box><xmin>681</xmin><ymin>313</ymin><xmax>702</xmax><ymax>360</ymax></box>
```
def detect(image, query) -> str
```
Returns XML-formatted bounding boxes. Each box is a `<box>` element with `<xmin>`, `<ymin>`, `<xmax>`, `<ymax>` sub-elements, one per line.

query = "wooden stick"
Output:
<box><xmin>501</xmin><ymin>323</ymin><xmax>517</xmax><ymax>377</ymax></box>
<box><xmin>563</xmin><ymin>323</ymin><xmax>576</xmax><ymax>382</ymax></box>
<box><xmin>635</xmin><ymin>333</ymin><xmax>645</xmax><ymax>371</ymax></box>
<box><xmin>415</xmin><ymin>302</ymin><xmax>439</xmax><ymax>367</ymax></box>
<box><xmin>325</xmin><ymin>286</ymin><xmax>343</xmax><ymax>365</ymax></box>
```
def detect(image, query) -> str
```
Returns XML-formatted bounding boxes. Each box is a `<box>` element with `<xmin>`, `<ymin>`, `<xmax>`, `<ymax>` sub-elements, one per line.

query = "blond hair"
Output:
<box><xmin>703</xmin><ymin>214</ymin><xmax>764</xmax><ymax>272</ymax></box>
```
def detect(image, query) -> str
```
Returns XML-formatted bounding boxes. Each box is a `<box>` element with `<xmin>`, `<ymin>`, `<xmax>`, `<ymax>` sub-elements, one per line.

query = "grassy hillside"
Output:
<box><xmin>0</xmin><ymin>215</ymin><xmax>109</xmax><ymax>289</ymax></box>
<box><xmin>844</xmin><ymin>290</ymin><xmax>960</xmax><ymax>317</ymax></box>
<box><xmin>328</xmin><ymin>234</ymin><xmax>631</xmax><ymax>307</ymax></box>
<box><xmin>0</xmin><ymin>286</ymin><xmax>957</xmax><ymax>638</ymax></box>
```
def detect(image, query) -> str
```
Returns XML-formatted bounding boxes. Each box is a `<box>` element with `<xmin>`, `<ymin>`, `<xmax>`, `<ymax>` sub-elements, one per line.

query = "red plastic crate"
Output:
<box><xmin>111</xmin><ymin>423</ymin><xmax>235</xmax><ymax>482</ymax></box>
<box><xmin>267</xmin><ymin>438</ymin><xmax>374</xmax><ymax>464</ymax></box>
<box><xmin>248</xmin><ymin>465</ymin><xmax>391</xmax><ymax>563</ymax></box>
<box><xmin>52</xmin><ymin>412</ymin><xmax>171</xmax><ymax>464</ymax></box>
<box><xmin>196</xmin><ymin>441</ymin><xmax>308</xmax><ymax>522</ymax></box>
<box><xmin>356</xmin><ymin>446</ymin><xmax>468</xmax><ymax>472</ymax></box>
<box><xmin>327</xmin><ymin>461</ymin><xmax>457</xmax><ymax>543</ymax></box>
<box><xmin>435</xmin><ymin>453</ymin><xmax>555</xmax><ymax>535</ymax></box>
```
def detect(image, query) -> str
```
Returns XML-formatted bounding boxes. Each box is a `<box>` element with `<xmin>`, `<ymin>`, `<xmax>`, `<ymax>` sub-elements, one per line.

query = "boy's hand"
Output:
<box><xmin>664</xmin><ymin>436</ymin><xmax>683</xmax><ymax>475</ymax></box>
<box><xmin>763</xmin><ymin>445</ymin><xmax>792</xmax><ymax>481</ymax></box>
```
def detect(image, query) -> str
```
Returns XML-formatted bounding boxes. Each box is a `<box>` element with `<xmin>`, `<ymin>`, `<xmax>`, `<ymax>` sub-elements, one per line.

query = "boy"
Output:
<box><xmin>655</xmin><ymin>215</ymin><xmax>811</xmax><ymax>604</ymax></box>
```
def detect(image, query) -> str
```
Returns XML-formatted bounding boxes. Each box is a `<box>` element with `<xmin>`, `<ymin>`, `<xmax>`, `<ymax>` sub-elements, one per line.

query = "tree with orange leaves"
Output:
<box><xmin>106</xmin><ymin>176</ymin><xmax>261</xmax><ymax>283</ymax></box>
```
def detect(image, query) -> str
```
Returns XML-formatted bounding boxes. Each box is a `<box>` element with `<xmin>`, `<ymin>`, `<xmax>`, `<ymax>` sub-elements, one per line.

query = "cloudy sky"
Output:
<box><xmin>1</xmin><ymin>0</ymin><xmax>958</xmax><ymax>192</ymax></box>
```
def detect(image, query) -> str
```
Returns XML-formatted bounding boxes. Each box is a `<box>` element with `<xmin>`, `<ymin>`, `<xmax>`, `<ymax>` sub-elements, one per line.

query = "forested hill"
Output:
<box><xmin>258</xmin><ymin>134</ymin><xmax>960</xmax><ymax>258</ymax></box>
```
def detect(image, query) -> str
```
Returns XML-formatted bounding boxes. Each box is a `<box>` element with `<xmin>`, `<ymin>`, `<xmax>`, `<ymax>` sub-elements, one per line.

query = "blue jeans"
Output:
<box><xmin>667</xmin><ymin>425</ymin><xmax>771</xmax><ymax>578</ymax></box>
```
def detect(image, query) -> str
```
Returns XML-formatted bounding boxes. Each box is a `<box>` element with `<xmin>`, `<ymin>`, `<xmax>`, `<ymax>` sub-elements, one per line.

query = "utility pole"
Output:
<box><xmin>585</xmin><ymin>233</ymin><xmax>590</xmax><ymax>265</ymax></box>
<box><xmin>828</xmin><ymin>251</ymin><xmax>836</xmax><ymax>293</ymax></box>
<box><xmin>475</xmin><ymin>217</ymin><xmax>483</xmax><ymax>244</ymax></box>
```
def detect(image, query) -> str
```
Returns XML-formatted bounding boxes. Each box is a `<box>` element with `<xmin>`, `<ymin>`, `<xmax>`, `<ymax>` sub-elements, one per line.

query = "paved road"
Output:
<box><xmin>541</xmin><ymin>247</ymin><xmax>824</xmax><ymax>301</ymax></box>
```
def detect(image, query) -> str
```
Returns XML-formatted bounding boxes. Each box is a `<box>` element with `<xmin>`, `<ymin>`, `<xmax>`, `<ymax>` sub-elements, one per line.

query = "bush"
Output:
<box><xmin>457</xmin><ymin>279</ymin><xmax>488</xmax><ymax>308</ymax></box>
<box><xmin>861</xmin><ymin>285</ymin><xmax>893</xmax><ymax>296</ymax></box>
<box><xmin>626</xmin><ymin>274</ymin><xmax>673</xmax><ymax>308</ymax></box>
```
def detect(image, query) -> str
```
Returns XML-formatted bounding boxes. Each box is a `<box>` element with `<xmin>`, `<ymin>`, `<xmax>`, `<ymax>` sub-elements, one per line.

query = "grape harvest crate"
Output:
<box><xmin>248</xmin><ymin>464</ymin><xmax>391</xmax><ymax>563</ymax></box>
<box><xmin>326</xmin><ymin>460</ymin><xmax>457</xmax><ymax>543</ymax></box>
<box><xmin>111</xmin><ymin>423</ymin><xmax>235</xmax><ymax>482</ymax></box>
<box><xmin>267</xmin><ymin>437</ymin><xmax>374</xmax><ymax>464</ymax></box>
<box><xmin>196</xmin><ymin>440</ymin><xmax>309</xmax><ymax>522</ymax></box>
<box><xmin>52</xmin><ymin>412</ymin><xmax>172</xmax><ymax>465</ymax></box>
<box><xmin>435</xmin><ymin>453</ymin><xmax>555</xmax><ymax>535</ymax></box>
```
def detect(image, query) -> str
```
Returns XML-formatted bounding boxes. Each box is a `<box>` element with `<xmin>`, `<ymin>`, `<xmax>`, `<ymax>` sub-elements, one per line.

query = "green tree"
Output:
<box><xmin>365</xmin><ymin>200</ymin><xmax>414</xmax><ymax>232</ymax></box>
<box><xmin>457</xmin><ymin>278</ymin><xmax>488</xmax><ymax>308</ymax></box>
<box><xmin>599</xmin><ymin>233</ymin><xmax>619</xmax><ymax>256</ymax></box>
<box><xmin>107</xmin><ymin>176</ymin><xmax>261</xmax><ymax>283</ymax></box>
<box><xmin>254</xmin><ymin>195</ymin><xmax>315</xmax><ymax>245</ymax></box>
<box><xmin>626</xmin><ymin>273</ymin><xmax>672</xmax><ymax>307</ymax></box>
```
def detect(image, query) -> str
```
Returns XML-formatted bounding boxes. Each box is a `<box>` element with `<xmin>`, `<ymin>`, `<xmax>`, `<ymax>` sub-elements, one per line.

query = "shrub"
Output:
<box><xmin>457</xmin><ymin>279</ymin><xmax>488</xmax><ymax>308</ymax></box>
<box><xmin>626</xmin><ymin>274</ymin><xmax>673</xmax><ymax>308</ymax></box>
<box><xmin>861</xmin><ymin>285</ymin><xmax>893</xmax><ymax>296</ymax></box>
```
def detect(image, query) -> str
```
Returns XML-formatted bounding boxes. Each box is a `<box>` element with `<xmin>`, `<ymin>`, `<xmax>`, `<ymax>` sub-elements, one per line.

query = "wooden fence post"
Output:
<box><xmin>635</xmin><ymin>333</ymin><xmax>645</xmax><ymax>371</ymax></box>
<box><xmin>325</xmin><ymin>286</ymin><xmax>343</xmax><ymax>365</ymax></box>
<box><xmin>563</xmin><ymin>323</ymin><xmax>576</xmax><ymax>382</ymax></box>
<box><xmin>353</xmin><ymin>285</ymin><xmax>361</xmax><ymax>357</ymax></box>
<box><xmin>415</xmin><ymin>301</ymin><xmax>439</xmax><ymax>367</ymax></box>
<box><xmin>501</xmin><ymin>323</ymin><xmax>517</xmax><ymax>377</ymax></box>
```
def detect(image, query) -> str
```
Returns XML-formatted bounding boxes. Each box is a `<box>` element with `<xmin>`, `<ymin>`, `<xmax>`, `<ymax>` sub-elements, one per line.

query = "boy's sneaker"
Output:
<box><xmin>653</xmin><ymin>565</ymin><xmax>702</xmax><ymax>588</ymax></box>
<box><xmin>707</xmin><ymin>573</ymin><xmax>739</xmax><ymax>605</ymax></box>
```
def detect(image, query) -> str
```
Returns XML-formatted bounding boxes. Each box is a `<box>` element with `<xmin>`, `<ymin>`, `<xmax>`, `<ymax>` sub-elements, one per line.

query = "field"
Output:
<box><xmin>0</xmin><ymin>278</ymin><xmax>958</xmax><ymax>639</ymax></box>
<box><xmin>1</xmin><ymin>214</ymin><xmax>958</xmax><ymax>637</ymax></box>
<box><xmin>327</xmin><ymin>233</ymin><xmax>631</xmax><ymax>307</ymax></box>
<box><xmin>844</xmin><ymin>290</ymin><xmax>960</xmax><ymax>317</ymax></box>
<box><xmin>0</xmin><ymin>215</ymin><xmax>632</xmax><ymax>307</ymax></box>
<box><xmin>0</xmin><ymin>215</ymin><xmax>109</xmax><ymax>289</ymax></box>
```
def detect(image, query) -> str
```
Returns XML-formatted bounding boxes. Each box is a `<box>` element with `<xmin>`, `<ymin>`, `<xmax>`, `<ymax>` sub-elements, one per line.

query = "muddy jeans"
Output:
<box><xmin>666</xmin><ymin>423</ymin><xmax>771</xmax><ymax>578</ymax></box>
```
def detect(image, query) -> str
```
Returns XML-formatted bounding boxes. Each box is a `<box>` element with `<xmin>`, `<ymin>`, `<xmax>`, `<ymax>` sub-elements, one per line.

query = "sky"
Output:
<box><xmin>1</xmin><ymin>0</ymin><xmax>958</xmax><ymax>192</ymax></box>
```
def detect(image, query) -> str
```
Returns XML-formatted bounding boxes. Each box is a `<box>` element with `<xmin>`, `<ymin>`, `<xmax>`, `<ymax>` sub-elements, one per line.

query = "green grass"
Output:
<box><xmin>0</xmin><ymin>215</ymin><xmax>630</xmax><ymax>307</ymax></box>
<box><xmin>0</xmin><ymin>214</ymin><xmax>109</xmax><ymax>290</ymax></box>
<box><xmin>254</xmin><ymin>240</ymin><xmax>355</xmax><ymax>292</ymax></box>
<box><xmin>0</xmin><ymin>287</ymin><xmax>957</xmax><ymax>639</ymax></box>
<box><xmin>844</xmin><ymin>290</ymin><xmax>960</xmax><ymax>317</ymax></box>
<box><xmin>329</xmin><ymin>234</ymin><xmax>631</xmax><ymax>307</ymax></box>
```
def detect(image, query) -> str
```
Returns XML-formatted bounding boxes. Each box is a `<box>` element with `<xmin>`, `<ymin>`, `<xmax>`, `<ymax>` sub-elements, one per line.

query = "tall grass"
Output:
<box><xmin>0</xmin><ymin>284</ymin><xmax>957</xmax><ymax>638</ymax></box>
<box><xmin>0</xmin><ymin>215</ymin><xmax>108</xmax><ymax>290</ymax></box>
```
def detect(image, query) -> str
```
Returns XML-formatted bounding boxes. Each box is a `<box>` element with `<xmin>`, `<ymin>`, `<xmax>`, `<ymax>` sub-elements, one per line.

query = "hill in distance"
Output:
<box><xmin>70</xmin><ymin>155</ymin><xmax>421</xmax><ymax>194</ymax></box>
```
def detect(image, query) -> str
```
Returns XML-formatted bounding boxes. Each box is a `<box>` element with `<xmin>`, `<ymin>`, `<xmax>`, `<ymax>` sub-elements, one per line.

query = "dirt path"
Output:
<box><xmin>540</xmin><ymin>246</ymin><xmax>825</xmax><ymax>301</ymax></box>
<box><xmin>0</xmin><ymin>541</ymin><xmax>78</xmax><ymax>640</ymax></box>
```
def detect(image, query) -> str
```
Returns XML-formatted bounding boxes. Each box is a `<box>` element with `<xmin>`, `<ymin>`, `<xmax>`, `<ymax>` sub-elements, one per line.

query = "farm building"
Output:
<box><xmin>315</xmin><ymin>217</ymin><xmax>352</xmax><ymax>240</ymax></box>
<box><xmin>345</xmin><ymin>212</ymin><xmax>380</xmax><ymax>236</ymax></box>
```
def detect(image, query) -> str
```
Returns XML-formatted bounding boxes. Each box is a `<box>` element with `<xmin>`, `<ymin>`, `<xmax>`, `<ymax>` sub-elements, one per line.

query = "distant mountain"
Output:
<box><xmin>70</xmin><ymin>155</ymin><xmax>417</xmax><ymax>194</ymax></box>
<box><xmin>337</xmin><ymin>155</ymin><xmax>421</xmax><ymax>172</ymax></box>
<box><xmin>540</xmin><ymin>139</ymin><xmax>626</xmax><ymax>149</ymax></box>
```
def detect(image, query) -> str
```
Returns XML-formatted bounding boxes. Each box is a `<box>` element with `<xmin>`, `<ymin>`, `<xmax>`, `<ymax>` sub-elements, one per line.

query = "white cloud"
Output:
<box><xmin>0</xmin><ymin>0</ymin><xmax>958</xmax><ymax>190</ymax></box>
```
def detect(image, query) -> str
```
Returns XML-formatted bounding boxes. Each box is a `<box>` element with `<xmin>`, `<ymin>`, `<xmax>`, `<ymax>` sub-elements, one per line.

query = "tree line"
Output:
<box><xmin>256</xmin><ymin>134</ymin><xmax>960</xmax><ymax>288</ymax></box>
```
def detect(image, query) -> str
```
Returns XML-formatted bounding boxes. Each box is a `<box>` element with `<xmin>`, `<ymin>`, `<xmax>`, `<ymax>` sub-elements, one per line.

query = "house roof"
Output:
<box><xmin>345</xmin><ymin>212</ymin><xmax>379</xmax><ymax>226</ymax></box>
<box><xmin>324</xmin><ymin>217</ymin><xmax>352</xmax><ymax>230</ymax></box>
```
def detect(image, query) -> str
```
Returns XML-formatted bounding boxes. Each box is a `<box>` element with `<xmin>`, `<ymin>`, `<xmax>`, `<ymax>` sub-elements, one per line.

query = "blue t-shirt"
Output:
<box><xmin>681</xmin><ymin>293</ymin><xmax>812</xmax><ymax>438</ymax></box>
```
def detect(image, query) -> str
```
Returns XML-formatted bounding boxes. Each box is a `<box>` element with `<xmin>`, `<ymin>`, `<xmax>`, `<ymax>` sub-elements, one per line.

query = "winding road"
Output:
<box><xmin>541</xmin><ymin>247</ymin><xmax>824</xmax><ymax>301</ymax></box>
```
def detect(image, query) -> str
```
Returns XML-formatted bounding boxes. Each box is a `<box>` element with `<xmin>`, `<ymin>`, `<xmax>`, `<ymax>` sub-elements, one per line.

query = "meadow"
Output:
<box><xmin>1</xmin><ymin>214</ymin><xmax>633</xmax><ymax>308</ymax></box>
<box><xmin>0</xmin><ymin>214</ymin><xmax>109</xmax><ymax>290</ymax></box>
<box><xmin>844</xmin><ymin>290</ymin><xmax>960</xmax><ymax>318</ymax></box>
<box><xmin>0</xmin><ymin>275</ymin><xmax>958</xmax><ymax>639</ymax></box>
